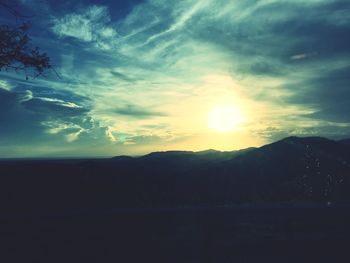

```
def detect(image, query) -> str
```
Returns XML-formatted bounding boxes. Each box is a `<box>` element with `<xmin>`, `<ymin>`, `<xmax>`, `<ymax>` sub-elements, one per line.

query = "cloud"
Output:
<box><xmin>51</xmin><ymin>5</ymin><xmax>117</xmax><ymax>49</ymax></box>
<box><xmin>0</xmin><ymin>80</ymin><xmax>14</xmax><ymax>91</ymax></box>
<box><xmin>248</xmin><ymin>61</ymin><xmax>283</xmax><ymax>76</ymax></box>
<box><xmin>90</xmin><ymin>0</ymin><xmax>350</xmax><ymax>141</ymax></box>
<box><xmin>23</xmin><ymin>97</ymin><xmax>87</xmax><ymax>117</ymax></box>
<box><xmin>113</xmin><ymin>104</ymin><xmax>166</xmax><ymax>118</ymax></box>
<box><xmin>0</xmin><ymin>87</ymin><xmax>46</xmax><ymax>144</ymax></box>
<box><xmin>0</xmin><ymin>85</ymin><xmax>114</xmax><ymax>151</ymax></box>
<box><xmin>110</xmin><ymin>70</ymin><xmax>139</xmax><ymax>82</ymax></box>
<box><xmin>288</xmin><ymin>65</ymin><xmax>350</xmax><ymax>123</ymax></box>
<box><xmin>290</xmin><ymin>52</ymin><xmax>318</xmax><ymax>60</ymax></box>
<box><xmin>145</xmin><ymin>0</ymin><xmax>209</xmax><ymax>44</ymax></box>
<box><xmin>2</xmin><ymin>0</ymin><xmax>350</xmax><ymax>156</ymax></box>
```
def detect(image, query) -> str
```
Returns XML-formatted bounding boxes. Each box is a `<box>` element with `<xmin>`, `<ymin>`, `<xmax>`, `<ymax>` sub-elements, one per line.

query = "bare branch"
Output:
<box><xmin>0</xmin><ymin>23</ymin><xmax>53</xmax><ymax>78</ymax></box>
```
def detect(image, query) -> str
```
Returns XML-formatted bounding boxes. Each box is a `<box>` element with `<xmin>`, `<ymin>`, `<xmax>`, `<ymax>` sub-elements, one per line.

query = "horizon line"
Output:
<box><xmin>0</xmin><ymin>135</ymin><xmax>348</xmax><ymax>160</ymax></box>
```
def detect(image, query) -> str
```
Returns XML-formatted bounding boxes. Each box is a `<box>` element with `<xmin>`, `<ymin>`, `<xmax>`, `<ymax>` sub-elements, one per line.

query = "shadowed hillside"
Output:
<box><xmin>0</xmin><ymin>136</ymin><xmax>349</xmax><ymax>212</ymax></box>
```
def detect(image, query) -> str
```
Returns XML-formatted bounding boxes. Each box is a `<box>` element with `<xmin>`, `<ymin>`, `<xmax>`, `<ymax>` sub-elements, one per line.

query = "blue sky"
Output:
<box><xmin>0</xmin><ymin>0</ymin><xmax>350</xmax><ymax>157</ymax></box>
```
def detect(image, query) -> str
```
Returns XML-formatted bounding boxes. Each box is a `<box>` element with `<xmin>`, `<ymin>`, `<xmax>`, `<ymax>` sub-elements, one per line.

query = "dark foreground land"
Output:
<box><xmin>1</xmin><ymin>136</ymin><xmax>350</xmax><ymax>262</ymax></box>
<box><xmin>1</xmin><ymin>206</ymin><xmax>350</xmax><ymax>262</ymax></box>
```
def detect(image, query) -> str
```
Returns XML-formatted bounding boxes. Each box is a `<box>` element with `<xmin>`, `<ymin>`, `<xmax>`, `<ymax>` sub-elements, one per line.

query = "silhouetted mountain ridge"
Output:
<box><xmin>0</xmin><ymin>136</ymin><xmax>349</xmax><ymax>211</ymax></box>
<box><xmin>339</xmin><ymin>138</ymin><xmax>350</xmax><ymax>146</ymax></box>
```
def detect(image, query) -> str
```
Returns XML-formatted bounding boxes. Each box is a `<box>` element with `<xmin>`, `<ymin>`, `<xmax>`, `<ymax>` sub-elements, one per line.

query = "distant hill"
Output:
<box><xmin>0</xmin><ymin>136</ymin><xmax>349</xmax><ymax>211</ymax></box>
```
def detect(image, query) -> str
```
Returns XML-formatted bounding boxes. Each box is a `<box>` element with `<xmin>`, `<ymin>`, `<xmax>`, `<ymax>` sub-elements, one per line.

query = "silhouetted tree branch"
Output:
<box><xmin>0</xmin><ymin>2</ymin><xmax>58</xmax><ymax>79</ymax></box>
<box><xmin>0</xmin><ymin>23</ymin><xmax>52</xmax><ymax>78</ymax></box>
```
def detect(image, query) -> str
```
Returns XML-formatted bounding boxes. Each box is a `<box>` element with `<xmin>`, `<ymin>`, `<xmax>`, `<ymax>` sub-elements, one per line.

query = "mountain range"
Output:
<box><xmin>0</xmin><ymin>136</ymin><xmax>349</xmax><ymax>211</ymax></box>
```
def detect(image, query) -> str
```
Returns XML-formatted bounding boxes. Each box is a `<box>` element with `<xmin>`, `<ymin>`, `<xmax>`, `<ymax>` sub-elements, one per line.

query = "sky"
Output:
<box><xmin>0</xmin><ymin>0</ymin><xmax>349</xmax><ymax>157</ymax></box>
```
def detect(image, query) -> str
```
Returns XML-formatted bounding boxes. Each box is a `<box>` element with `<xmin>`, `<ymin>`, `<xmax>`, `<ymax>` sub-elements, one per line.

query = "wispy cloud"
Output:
<box><xmin>113</xmin><ymin>104</ymin><xmax>166</xmax><ymax>118</ymax></box>
<box><xmin>51</xmin><ymin>5</ymin><xmax>117</xmax><ymax>49</ymax></box>
<box><xmin>53</xmin><ymin>0</ymin><xmax>350</xmax><ymax>149</ymax></box>
<box><xmin>145</xmin><ymin>0</ymin><xmax>209</xmax><ymax>44</ymax></box>
<box><xmin>290</xmin><ymin>52</ymin><xmax>318</xmax><ymax>60</ymax></box>
<box><xmin>1</xmin><ymin>0</ymin><xmax>350</xmax><ymax>156</ymax></box>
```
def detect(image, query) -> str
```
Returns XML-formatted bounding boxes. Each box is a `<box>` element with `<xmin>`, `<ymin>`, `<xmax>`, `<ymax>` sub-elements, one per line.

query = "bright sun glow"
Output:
<box><xmin>208</xmin><ymin>105</ymin><xmax>244</xmax><ymax>132</ymax></box>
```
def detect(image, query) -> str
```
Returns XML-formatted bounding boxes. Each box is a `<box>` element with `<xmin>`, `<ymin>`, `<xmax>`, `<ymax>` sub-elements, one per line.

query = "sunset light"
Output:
<box><xmin>208</xmin><ymin>105</ymin><xmax>244</xmax><ymax>132</ymax></box>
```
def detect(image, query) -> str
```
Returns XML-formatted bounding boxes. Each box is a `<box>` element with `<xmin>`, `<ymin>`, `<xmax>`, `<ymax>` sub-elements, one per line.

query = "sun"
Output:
<box><xmin>208</xmin><ymin>105</ymin><xmax>244</xmax><ymax>132</ymax></box>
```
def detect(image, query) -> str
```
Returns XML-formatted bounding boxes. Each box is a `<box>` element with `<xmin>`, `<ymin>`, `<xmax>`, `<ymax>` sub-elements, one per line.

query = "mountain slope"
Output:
<box><xmin>219</xmin><ymin>136</ymin><xmax>350</xmax><ymax>203</ymax></box>
<box><xmin>0</xmin><ymin>136</ymin><xmax>349</xmax><ymax>211</ymax></box>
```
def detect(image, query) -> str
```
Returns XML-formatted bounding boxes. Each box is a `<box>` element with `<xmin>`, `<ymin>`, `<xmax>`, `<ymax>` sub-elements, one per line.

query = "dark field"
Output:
<box><xmin>1</xmin><ymin>206</ymin><xmax>350</xmax><ymax>263</ymax></box>
<box><xmin>1</xmin><ymin>137</ymin><xmax>350</xmax><ymax>262</ymax></box>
